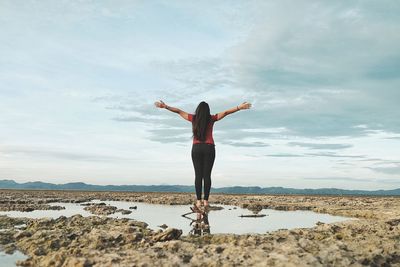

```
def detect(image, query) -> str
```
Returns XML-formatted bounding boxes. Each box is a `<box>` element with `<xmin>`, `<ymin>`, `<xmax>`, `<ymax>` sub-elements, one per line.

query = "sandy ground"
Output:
<box><xmin>0</xmin><ymin>189</ymin><xmax>399</xmax><ymax>266</ymax></box>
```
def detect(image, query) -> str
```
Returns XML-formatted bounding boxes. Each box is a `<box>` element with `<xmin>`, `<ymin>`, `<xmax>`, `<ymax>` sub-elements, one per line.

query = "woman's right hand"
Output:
<box><xmin>238</xmin><ymin>102</ymin><xmax>252</xmax><ymax>110</ymax></box>
<box><xmin>154</xmin><ymin>100</ymin><xmax>167</xmax><ymax>109</ymax></box>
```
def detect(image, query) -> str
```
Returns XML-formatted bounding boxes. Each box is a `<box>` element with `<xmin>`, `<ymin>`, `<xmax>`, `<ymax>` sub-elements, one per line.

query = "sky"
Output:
<box><xmin>0</xmin><ymin>0</ymin><xmax>399</xmax><ymax>190</ymax></box>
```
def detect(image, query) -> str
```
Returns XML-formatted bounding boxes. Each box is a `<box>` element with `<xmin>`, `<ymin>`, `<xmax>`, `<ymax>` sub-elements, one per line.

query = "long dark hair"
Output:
<box><xmin>192</xmin><ymin>101</ymin><xmax>211</xmax><ymax>141</ymax></box>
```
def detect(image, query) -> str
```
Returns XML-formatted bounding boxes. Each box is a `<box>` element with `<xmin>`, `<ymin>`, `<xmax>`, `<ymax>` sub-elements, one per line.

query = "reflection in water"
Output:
<box><xmin>182</xmin><ymin>209</ymin><xmax>211</xmax><ymax>236</ymax></box>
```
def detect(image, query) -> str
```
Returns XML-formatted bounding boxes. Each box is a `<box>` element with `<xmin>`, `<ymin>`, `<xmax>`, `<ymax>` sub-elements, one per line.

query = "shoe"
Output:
<box><xmin>190</xmin><ymin>204</ymin><xmax>203</xmax><ymax>213</ymax></box>
<box><xmin>203</xmin><ymin>205</ymin><xmax>210</xmax><ymax>213</ymax></box>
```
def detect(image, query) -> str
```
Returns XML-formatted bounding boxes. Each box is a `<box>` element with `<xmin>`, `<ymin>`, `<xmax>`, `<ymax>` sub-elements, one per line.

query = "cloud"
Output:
<box><xmin>1</xmin><ymin>146</ymin><xmax>126</xmax><ymax>162</ymax></box>
<box><xmin>225</xmin><ymin>1</ymin><xmax>400</xmax><ymax>138</ymax></box>
<box><xmin>96</xmin><ymin>1</ymin><xmax>400</xmax><ymax>140</ymax></box>
<box><xmin>305</xmin><ymin>152</ymin><xmax>366</xmax><ymax>159</ymax></box>
<box><xmin>264</xmin><ymin>153</ymin><xmax>305</xmax><ymax>158</ymax></box>
<box><xmin>219</xmin><ymin>141</ymin><xmax>270</xmax><ymax>147</ymax></box>
<box><xmin>151</xmin><ymin>58</ymin><xmax>236</xmax><ymax>95</ymax></box>
<box><xmin>303</xmin><ymin>176</ymin><xmax>400</xmax><ymax>185</ymax></box>
<box><xmin>147</xmin><ymin>136</ymin><xmax>189</xmax><ymax>145</ymax></box>
<box><xmin>359</xmin><ymin>158</ymin><xmax>400</xmax><ymax>164</ymax></box>
<box><xmin>249</xmin><ymin>152</ymin><xmax>365</xmax><ymax>159</ymax></box>
<box><xmin>111</xmin><ymin>115</ymin><xmax>170</xmax><ymax>124</ymax></box>
<box><xmin>288</xmin><ymin>142</ymin><xmax>352</xmax><ymax>150</ymax></box>
<box><xmin>367</xmin><ymin>164</ymin><xmax>400</xmax><ymax>175</ymax></box>
<box><xmin>385</xmin><ymin>136</ymin><xmax>400</xmax><ymax>140</ymax></box>
<box><xmin>304</xmin><ymin>177</ymin><xmax>374</xmax><ymax>183</ymax></box>
<box><xmin>147</xmin><ymin>128</ymin><xmax>192</xmax><ymax>144</ymax></box>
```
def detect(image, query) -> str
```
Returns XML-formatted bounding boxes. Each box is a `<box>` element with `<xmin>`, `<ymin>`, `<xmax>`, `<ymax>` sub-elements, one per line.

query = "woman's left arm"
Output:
<box><xmin>154</xmin><ymin>100</ymin><xmax>189</xmax><ymax>121</ymax></box>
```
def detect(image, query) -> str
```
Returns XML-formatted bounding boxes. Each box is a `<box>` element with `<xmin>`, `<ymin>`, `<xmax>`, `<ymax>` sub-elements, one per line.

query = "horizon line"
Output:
<box><xmin>1</xmin><ymin>179</ymin><xmax>399</xmax><ymax>192</ymax></box>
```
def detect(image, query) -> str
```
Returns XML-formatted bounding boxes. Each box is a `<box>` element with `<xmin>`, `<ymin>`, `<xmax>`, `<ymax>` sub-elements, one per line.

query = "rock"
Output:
<box><xmin>0</xmin><ymin>203</ymin><xmax>65</xmax><ymax>212</ymax></box>
<box><xmin>0</xmin><ymin>216</ymin><xmax>30</xmax><ymax>229</ymax></box>
<box><xmin>0</xmin><ymin>230</ymin><xmax>15</xmax><ymax>245</ymax></box>
<box><xmin>158</xmin><ymin>224</ymin><xmax>168</xmax><ymax>229</ymax></box>
<box><xmin>127</xmin><ymin>220</ymin><xmax>148</xmax><ymax>229</ymax></box>
<box><xmin>335</xmin><ymin>233</ymin><xmax>343</xmax><ymax>240</ymax></box>
<box><xmin>33</xmin><ymin>246</ymin><xmax>46</xmax><ymax>256</ymax></box>
<box><xmin>72</xmin><ymin>199</ymin><xmax>92</xmax><ymax>204</ymax></box>
<box><xmin>115</xmin><ymin>209</ymin><xmax>132</xmax><ymax>215</ymax></box>
<box><xmin>152</xmin><ymin>228</ymin><xmax>182</xmax><ymax>242</ymax></box>
<box><xmin>385</xmin><ymin>218</ymin><xmax>400</xmax><ymax>226</ymax></box>
<box><xmin>67</xmin><ymin>233</ymin><xmax>78</xmax><ymax>240</ymax></box>
<box><xmin>63</xmin><ymin>257</ymin><xmax>93</xmax><ymax>267</ymax></box>
<box><xmin>208</xmin><ymin>205</ymin><xmax>224</xmax><ymax>211</ymax></box>
<box><xmin>215</xmin><ymin>246</ymin><xmax>224</xmax><ymax>253</ymax></box>
<box><xmin>129</xmin><ymin>206</ymin><xmax>137</xmax><ymax>210</ymax></box>
<box><xmin>298</xmin><ymin>238</ymin><xmax>316</xmax><ymax>252</ymax></box>
<box><xmin>239</xmin><ymin>214</ymin><xmax>267</xmax><ymax>218</ymax></box>
<box><xmin>13</xmin><ymin>230</ymin><xmax>32</xmax><ymax>239</ymax></box>
<box><xmin>84</xmin><ymin>204</ymin><xmax>117</xmax><ymax>215</ymax></box>
<box><xmin>22</xmin><ymin>207</ymin><xmax>34</xmax><ymax>212</ymax></box>
<box><xmin>47</xmin><ymin>205</ymin><xmax>65</xmax><ymax>210</ymax></box>
<box><xmin>3</xmin><ymin>243</ymin><xmax>17</xmax><ymax>254</ymax></box>
<box><xmin>129</xmin><ymin>232</ymin><xmax>143</xmax><ymax>242</ymax></box>
<box><xmin>247</xmin><ymin>204</ymin><xmax>263</xmax><ymax>214</ymax></box>
<box><xmin>330</xmin><ymin>225</ymin><xmax>342</xmax><ymax>233</ymax></box>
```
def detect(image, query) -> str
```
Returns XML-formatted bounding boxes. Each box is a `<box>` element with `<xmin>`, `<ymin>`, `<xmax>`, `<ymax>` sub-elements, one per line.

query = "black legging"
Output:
<box><xmin>191</xmin><ymin>143</ymin><xmax>216</xmax><ymax>200</ymax></box>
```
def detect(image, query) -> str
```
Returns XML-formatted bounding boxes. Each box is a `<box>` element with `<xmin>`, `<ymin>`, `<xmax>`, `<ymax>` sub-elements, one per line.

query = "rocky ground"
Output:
<box><xmin>0</xmin><ymin>189</ymin><xmax>399</xmax><ymax>266</ymax></box>
<box><xmin>82</xmin><ymin>203</ymin><xmax>132</xmax><ymax>216</ymax></box>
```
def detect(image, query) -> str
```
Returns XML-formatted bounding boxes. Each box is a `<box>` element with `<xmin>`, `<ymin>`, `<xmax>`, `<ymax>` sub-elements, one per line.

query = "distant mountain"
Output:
<box><xmin>0</xmin><ymin>179</ymin><xmax>399</xmax><ymax>196</ymax></box>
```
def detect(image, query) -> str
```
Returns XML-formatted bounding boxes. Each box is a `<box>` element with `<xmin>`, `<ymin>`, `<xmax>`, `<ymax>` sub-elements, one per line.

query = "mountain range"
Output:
<box><xmin>1</xmin><ymin>179</ymin><xmax>399</xmax><ymax>196</ymax></box>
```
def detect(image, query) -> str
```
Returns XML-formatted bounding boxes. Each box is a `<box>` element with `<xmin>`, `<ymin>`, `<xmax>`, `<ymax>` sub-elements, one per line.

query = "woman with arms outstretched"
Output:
<box><xmin>154</xmin><ymin>100</ymin><xmax>252</xmax><ymax>211</ymax></box>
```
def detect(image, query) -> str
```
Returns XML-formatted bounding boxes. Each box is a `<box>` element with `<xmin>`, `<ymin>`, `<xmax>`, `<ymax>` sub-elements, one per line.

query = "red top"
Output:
<box><xmin>188</xmin><ymin>113</ymin><xmax>218</xmax><ymax>145</ymax></box>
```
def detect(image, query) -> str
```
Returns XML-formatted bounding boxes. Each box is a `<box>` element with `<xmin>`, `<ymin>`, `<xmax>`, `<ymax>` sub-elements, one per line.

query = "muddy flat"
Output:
<box><xmin>0</xmin><ymin>189</ymin><xmax>399</xmax><ymax>266</ymax></box>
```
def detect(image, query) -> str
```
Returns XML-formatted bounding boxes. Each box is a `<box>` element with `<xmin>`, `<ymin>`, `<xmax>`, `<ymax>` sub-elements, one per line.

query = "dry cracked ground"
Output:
<box><xmin>0</xmin><ymin>189</ymin><xmax>399</xmax><ymax>266</ymax></box>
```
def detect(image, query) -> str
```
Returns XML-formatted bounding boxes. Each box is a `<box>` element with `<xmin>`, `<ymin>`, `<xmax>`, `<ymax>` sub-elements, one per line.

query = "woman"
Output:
<box><xmin>154</xmin><ymin>100</ymin><xmax>252</xmax><ymax>211</ymax></box>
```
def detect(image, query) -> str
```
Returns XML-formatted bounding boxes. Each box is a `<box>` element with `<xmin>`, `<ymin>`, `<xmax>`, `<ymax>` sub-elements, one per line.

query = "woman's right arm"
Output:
<box><xmin>216</xmin><ymin>102</ymin><xmax>252</xmax><ymax>121</ymax></box>
<box><xmin>154</xmin><ymin>100</ymin><xmax>190</xmax><ymax>121</ymax></box>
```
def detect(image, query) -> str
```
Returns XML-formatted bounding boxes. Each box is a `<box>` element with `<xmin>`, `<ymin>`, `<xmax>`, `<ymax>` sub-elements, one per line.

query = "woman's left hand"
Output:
<box><xmin>154</xmin><ymin>100</ymin><xmax>167</xmax><ymax>108</ymax></box>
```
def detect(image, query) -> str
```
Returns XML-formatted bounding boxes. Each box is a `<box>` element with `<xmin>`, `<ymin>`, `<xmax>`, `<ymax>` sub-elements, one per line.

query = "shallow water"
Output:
<box><xmin>0</xmin><ymin>199</ymin><xmax>352</xmax><ymax>235</ymax></box>
<box><xmin>0</xmin><ymin>251</ymin><xmax>27</xmax><ymax>267</ymax></box>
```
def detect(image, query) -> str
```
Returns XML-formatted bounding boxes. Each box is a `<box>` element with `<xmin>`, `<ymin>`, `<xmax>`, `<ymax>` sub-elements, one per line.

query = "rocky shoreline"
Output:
<box><xmin>0</xmin><ymin>189</ymin><xmax>399</xmax><ymax>266</ymax></box>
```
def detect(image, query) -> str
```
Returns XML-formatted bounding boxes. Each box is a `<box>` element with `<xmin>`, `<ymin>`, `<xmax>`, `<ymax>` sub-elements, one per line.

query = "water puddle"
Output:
<box><xmin>0</xmin><ymin>251</ymin><xmax>28</xmax><ymax>267</ymax></box>
<box><xmin>0</xmin><ymin>199</ymin><xmax>352</xmax><ymax>235</ymax></box>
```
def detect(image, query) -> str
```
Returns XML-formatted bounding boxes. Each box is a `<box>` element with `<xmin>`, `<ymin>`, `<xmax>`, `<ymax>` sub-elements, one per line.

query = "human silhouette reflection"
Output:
<box><xmin>182</xmin><ymin>209</ymin><xmax>210</xmax><ymax>236</ymax></box>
